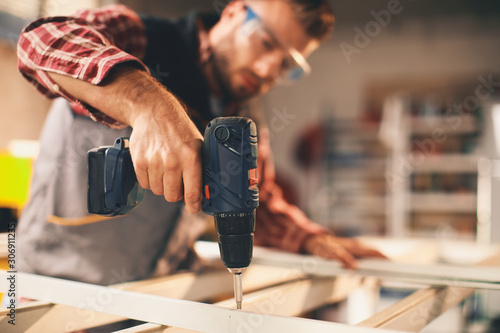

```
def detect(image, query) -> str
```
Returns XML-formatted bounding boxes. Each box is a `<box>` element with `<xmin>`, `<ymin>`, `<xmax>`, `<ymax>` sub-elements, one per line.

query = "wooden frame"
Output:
<box><xmin>1</xmin><ymin>238</ymin><xmax>499</xmax><ymax>332</ymax></box>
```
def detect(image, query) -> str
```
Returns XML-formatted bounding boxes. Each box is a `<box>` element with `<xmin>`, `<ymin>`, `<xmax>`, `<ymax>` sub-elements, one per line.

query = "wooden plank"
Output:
<box><xmin>113</xmin><ymin>323</ymin><xmax>169</xmax><ymax>333</ymax></box>
<box><xmin>115</xmin><ymin>275</ymin><xmax>377</xmax><ymax>332</ymax></box>
<box><xmin>5</xmin><ymin>240</ymin><xmax>498</xmax><ymax>333</ymax></box>
<box><xmin>356</xmin><ymin>286</ymin><xmax>472</xmax><ymax>331</ymax></box>
<box><xmin>120</xmin><ymin>277</ymin><xmax>380</xmax><ymax>333</ymax></box>
<box><xmin>212</xmin><ymin>275</ymin><xmax>373</xmax><ymax>314</ymax></box>
<box><xmin>0</xmin><ymin>265</ymin><xmax>305</xmax><ymax>333</ymax></box>
<box><xmin>356</xmin><ymin>251</ymin><xmax>500</xmax><ymax>331</ymax></box>
<box><xmin>0</xmin><ymin>301</ymin><xmax>126</xmax><ymax>333</ymax></box>
<box><xmin>0</xmin><ymin>300</ymin><xmax>49</xmax><ymax>317</ymax></box>
<box><xmin>0</xmin><ymin>301</ymin><xmax>55</xmax><ymax>332</ymax></box>
<box><xmin>249</xmin><ymin>244</ymin><xmax>500</xmax><ymax>290</ymax></box>
<box><xmin>0</xmin><ymin>271</ymin><xmax>404</xmax><ymax>333</ymax></box>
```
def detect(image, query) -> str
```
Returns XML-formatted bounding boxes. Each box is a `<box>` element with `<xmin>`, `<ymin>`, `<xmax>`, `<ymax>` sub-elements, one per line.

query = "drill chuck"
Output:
<box><xmin>214</xmin><ymin>211</ymin><xmax>255</xmax><ymax>269</ymax></box>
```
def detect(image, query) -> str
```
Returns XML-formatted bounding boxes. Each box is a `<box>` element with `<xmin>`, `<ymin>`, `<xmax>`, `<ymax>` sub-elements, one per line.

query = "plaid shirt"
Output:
<box><xmin>17</xmin><ymin>5</ymin><xmax>147</xmax><ymax>127</ymax></box>
<box><xmin>17</xmin><ymin>4</ymin><xmax>329</xmax><ymax>254</ymax></box>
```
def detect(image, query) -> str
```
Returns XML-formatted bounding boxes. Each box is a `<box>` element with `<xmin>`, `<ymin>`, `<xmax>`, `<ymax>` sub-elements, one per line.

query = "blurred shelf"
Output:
<box><xmin>406</xmin><ymin>230</ymin><xmax>476</xmax><ymax>241</ymax></box>
<box><xmin>328</xmin><ymin>178</ymin><xmax>386</xmax><ymax>189</ymax></box>
<box><xmin>329</xmin><ymin>121</ymin><xmax>380</xmax><ymax>134</ymax></box>
<box><xmin>328</xmin><ymin>129</ymin><xmax>381</xmax><ymax>142</ymax></box>
<box><xmin>330</xmin><ymin>195</ymin><xmax>386</xmax><ymax>214</ymax></box>
<box><xmin>410</xmin><ymin>193</ymin><xmax>477</xmax><ymax>213</ymax></box>
<box><xmin>382</xmin><ymin>90</ymin><xmax>484</xmax><ymax>239</ymax></box>
<box><xmin>330</xmin><ymin>208</ymin><xmax>386</xmax><ymax>216</ymax></box>
<box><xmin>329</xmin><ymin>158</ymin><xmax>387</xmax><ymax>176</ymax></box>
<box><xmin>411</xmin><ymin>154</ymin><xmax>480</xmax><ymax>173</ymax></box>
<box><xmin>315</xmin><ymin>118</ymin><xmax>388</xmax><ymax>236</ymax></box>
<box><xmin>329</xmin><ymin>169</ymin><xmax>386</xmax><ymax>180</ymax></box>
<box><xmin>410</xmin><ymin>116</ymin><xmax>478</xmax><ymax>135</ymax></box>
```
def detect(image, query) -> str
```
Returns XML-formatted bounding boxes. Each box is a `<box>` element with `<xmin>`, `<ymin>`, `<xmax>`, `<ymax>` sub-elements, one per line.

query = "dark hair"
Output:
<box><xmin>286</xmin><ymin>0</ymin><xmax>335</xmax><ymax>41</ymax></box>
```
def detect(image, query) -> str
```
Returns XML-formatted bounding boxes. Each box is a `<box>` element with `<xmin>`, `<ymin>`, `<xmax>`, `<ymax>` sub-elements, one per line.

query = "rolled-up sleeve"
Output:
<box><xmin>17</xmin><ymin>4</ymin><xmax>148</xmax><ymax>127</ymax></box>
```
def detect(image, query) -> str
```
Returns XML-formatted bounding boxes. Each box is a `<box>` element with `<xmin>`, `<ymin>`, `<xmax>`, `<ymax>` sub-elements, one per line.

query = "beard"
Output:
<box><xmin>210</xmin><ymin>46</ymin><xmax>236</xmax><ymax>101</ymax></box>
<box><xmin>209</xmin><ymin>34</ymin><xmax>264</xmax><ymax>103</ymax></box>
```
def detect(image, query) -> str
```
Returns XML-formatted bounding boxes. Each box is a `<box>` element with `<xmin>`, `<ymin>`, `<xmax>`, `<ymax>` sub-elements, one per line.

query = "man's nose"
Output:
<box><xmin>252</xmin><ymin>51</ymin><xmax>282</xmax><ymax>80</ymax></box>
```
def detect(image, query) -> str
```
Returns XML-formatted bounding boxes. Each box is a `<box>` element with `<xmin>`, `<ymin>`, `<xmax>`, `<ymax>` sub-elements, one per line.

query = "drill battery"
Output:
<box><xmin>87</xmin><ymin>137</ymin><xmax>145</xmax><ymax>216</ymax></box>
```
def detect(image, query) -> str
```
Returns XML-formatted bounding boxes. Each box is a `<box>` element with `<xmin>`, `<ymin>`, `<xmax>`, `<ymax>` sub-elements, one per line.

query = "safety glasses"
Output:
<box><xmin>240</xmin><ymin>6</ymin><xmax>311</xmax><ymax>85</ymax></box>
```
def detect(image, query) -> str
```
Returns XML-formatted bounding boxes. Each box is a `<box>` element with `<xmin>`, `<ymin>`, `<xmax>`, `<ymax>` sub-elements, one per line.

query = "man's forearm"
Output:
<box><xmin>47</xmin><ymin>66</ymin><xmax>182</xmax><ymax>127</ymax></box>
<box><xmin>47</xmin><ymin>65</ymin><xmax>204</xmax><ymax>213</ymax></box>
<box><xmin>20</xmin><ymin>5</ymin><xmax>204</xmax><ymax>213</ymax></box>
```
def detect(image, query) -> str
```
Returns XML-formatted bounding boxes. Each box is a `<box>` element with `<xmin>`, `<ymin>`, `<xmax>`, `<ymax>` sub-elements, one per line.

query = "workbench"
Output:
<box><xmin>1</xmin><ymin>237</ymin><xmax>499</xmax><ymax>332</ymax></box>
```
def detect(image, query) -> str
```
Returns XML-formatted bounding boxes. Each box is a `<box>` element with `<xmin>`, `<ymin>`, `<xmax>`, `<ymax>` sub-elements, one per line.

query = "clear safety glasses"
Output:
<box><xmin>239</xmin><ymin>6</ymin><xmax>311</xmax><ymax>85</ymax></box>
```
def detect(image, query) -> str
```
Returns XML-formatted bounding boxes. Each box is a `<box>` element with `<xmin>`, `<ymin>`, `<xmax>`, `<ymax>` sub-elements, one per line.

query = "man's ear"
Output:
<box><xmin>220</xmin><ymin>0</ymin><xmax>246</xmax><ymax>21</ymax></box>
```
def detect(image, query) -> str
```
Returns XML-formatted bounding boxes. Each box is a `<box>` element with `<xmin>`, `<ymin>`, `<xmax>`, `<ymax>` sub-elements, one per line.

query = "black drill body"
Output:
<box><xmin>87</xmin><ymin>117</ymin><xmax>259</xmax><ymax>273</ymax></box>
<box><xmin>201</xmin><ymin>117</ymin><xmax>259</xmax><ymax>270</ymax></box>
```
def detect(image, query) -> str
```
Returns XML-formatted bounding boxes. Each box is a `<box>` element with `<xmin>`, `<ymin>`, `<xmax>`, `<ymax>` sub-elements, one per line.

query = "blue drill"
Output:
<box><xmin>87</xmin><ymin>117</ymin><xmax>259</xmax><ymax>309</ymax></box>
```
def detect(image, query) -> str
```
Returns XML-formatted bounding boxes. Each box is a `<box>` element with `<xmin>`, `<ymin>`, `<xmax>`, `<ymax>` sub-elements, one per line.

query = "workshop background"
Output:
<box><xmin>1</xmin><ymin>0</ymin><xmax>500</xmax><ymax>332</ymax></box>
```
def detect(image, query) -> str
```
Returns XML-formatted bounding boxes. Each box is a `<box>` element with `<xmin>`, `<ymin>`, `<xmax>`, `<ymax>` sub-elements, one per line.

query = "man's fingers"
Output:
<box><xmin>130</xmin><ymin>148</ymin><xmax>150</xmax><ymax>190</ymax></box>
<box><xmin>181</xmin><ymin>143</ymin><xmax>203</xmax><ymax>214</ymax></box>
<box><xmin>334</xmin><ymin>247</ymin><xmax>358</xmax><ymax>270</ymax></box>
<box><xmin>341</xmin><ymin>241</ymin><xmax>389</xmax><ymax>260</ymax></box>
<box><xmin>311</xmin><ymin>241</ymin><xmax>358</xmax><ymax>270</ymax></box>
<box><xmin>353</xmin><ymin>247</ymin><xmax>388</xmax><ymax>259</ymax></box>
<box><xmin>148</xmin><ymin>168</ymin><xmax>166</xmax><ymax>196</ymax></box>
<box><xmin>364</xmin><ymin>249</ymin><xmax>387</xmax><ymax>259</ymax></box>
<box><xmin>135</xmin><ymin>166</ymin><xmax>150</xmax><ymax>190</ymax></box>
<box><xmin>129</xmin><ymin>141</ymin><xmax>201</xmax><ymax>208</ymax></box>
<box><xmin>332</xmin><ymin>238</ymin><xmax>389</xmax><ymax>260</ymax></box>
<box><xmin>127</xmin><ymin>96</ymin><xmax>205</xmax><ymax>208</ymax></box>
<box><xmin>162</xmin><ymin>166</ymin><xmax>183</xmax><ymax>202</ymax></box>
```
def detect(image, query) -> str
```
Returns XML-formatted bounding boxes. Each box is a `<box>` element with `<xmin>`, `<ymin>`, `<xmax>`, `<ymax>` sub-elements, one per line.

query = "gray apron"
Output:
<box><xmin>17</xmin><ymin>98</ymin><xmax>207</xmax><ymax>285</ymax></box>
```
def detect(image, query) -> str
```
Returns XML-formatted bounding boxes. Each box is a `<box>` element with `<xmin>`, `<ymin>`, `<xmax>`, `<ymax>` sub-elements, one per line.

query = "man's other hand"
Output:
<box><xmin>302</xmin><ymin>234</ymin><xmax>388</xmax><ymax>270</ymax></box>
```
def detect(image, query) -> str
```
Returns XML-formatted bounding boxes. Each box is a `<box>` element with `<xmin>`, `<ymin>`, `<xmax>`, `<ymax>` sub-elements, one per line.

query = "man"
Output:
<box><xmin>16</xmin><ymin>0</ymin><xmax>385</xmax><ymax>286</ymax></box>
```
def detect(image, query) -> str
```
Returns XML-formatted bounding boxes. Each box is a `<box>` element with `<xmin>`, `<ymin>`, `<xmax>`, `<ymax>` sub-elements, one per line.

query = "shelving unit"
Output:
<box><xmin>308</xmin><ymin>77</ymin><xmax>489</xmax><ymax>240</ymax></box>
<box><xmin>382</xmin><ymin>90</ymin><xmax>484</xmax><ymax>240</ymax></box>
<box><xmin>310</xmin><ymin>118</ymin><xmax>388</xmax><ymax>237</ymax></box>
<box><xmin>410</xmin><ymin>193</ymin><xmax>477</xmax><ymax>213</ymax></box>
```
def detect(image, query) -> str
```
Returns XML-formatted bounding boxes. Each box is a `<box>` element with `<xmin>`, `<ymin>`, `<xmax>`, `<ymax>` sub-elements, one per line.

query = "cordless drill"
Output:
<box><xmin>87</xmin><ymin>117</ymin><xmax>259</xmax><ymax>309</ymax></box>
<box><xmin>201</xmin><ymin>117</ymin><xmax>258</xmax><ymax>309</ymax></box>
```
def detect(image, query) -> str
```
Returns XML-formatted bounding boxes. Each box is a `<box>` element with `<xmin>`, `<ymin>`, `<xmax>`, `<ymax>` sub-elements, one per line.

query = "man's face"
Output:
<box><xmin>210</xmin><ymin>0</ymin><xmax>319</xmax><ymax>102</ymax></box>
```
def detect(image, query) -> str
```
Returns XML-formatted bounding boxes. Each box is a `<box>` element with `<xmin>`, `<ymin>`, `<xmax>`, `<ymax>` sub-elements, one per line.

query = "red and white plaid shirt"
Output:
<box><xmin>17</xmin><ymin>4</ymin><xmax>329</xmax><ymax>254</ymax></box>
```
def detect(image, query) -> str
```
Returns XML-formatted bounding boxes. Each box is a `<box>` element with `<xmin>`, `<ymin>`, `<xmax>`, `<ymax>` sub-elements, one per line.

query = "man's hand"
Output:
<box><xmin>128</xmin><ymin>100</ymin><xmax>204</xmax><ymax>213</ymax></box>
<box><xmin>47</xmin><ymin>66</ymin><xmax>204</xmax><ymax>213</ymax></box>
<box><xmin>302</xmin><ymin>234</ymin><xmax>388</xmax><ymax>269</ymax></box>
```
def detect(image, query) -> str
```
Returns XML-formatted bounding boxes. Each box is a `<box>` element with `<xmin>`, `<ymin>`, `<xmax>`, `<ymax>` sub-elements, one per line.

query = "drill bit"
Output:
<box><xmin>230</xmin><ymin>268</ymin><xmax>244</xmax><ymax>309</ymax></box>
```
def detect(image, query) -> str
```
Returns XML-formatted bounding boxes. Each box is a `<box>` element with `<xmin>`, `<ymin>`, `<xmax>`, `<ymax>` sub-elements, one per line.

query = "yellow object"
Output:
<box><xmin>0</xmin><ymin>258</ymin><xmax>8</xmax><ymax>270</ymax></box>
<box><xmin>0</xmin><ymin>153</ymin><xmax>33</xmax><ymax>209</ymax></box>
